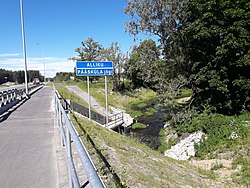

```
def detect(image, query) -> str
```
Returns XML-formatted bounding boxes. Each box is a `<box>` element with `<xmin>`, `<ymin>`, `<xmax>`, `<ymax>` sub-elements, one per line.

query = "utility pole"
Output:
<box><xmin>19</xmin><ymin>0</ymin><xmax>29</xmax><ymax>95</ymax></box>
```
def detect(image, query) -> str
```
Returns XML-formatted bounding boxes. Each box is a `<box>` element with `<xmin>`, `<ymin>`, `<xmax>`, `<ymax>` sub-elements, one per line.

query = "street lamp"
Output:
<box><xmin>19</xmin><ymin>0</ymin><xmax>29</xmax><ymax>95</ymax></box>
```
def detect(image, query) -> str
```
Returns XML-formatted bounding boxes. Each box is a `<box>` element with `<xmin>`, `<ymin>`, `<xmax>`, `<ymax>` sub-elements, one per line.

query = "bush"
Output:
<box><xmin>177</xmin><ymin>112</ymin><xmax>250</xmax><ymax>159</ymax></box>
<box><xmin>145</xmin><ymin>108</ymin><xmax>157</xmax><ymax>116</ymax></box>
<box><xmin>176</xmin><ymin>113</ymin><xmax>235</xmax><ymax>134</ymax></box>
<box><xmin>132</xmin><ymin>123</ymin><xmax>147</xmax><ymax>129</ymax></box>
<box><xmin>175</xmin><ymin>89</ymin><xmax>192</xmax><ymax>99</ymax></box>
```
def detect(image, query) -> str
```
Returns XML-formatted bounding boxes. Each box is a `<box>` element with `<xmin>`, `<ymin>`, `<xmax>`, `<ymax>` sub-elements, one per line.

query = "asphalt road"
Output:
<box><xmin>0</xmin><ymin>87</ymin><xmax>59</xmax><ymax>188</ymax></box>
<box><xmin>0</xmin><ymin>83</ymin><xmax>32</xmax><ymax>92</ymax></box>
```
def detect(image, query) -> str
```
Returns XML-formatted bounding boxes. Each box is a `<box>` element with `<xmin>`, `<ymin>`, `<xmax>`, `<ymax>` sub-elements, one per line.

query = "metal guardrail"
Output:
<box><xmin>0</xmin><ymin>84</ymin><xmax>43</xmax><ymax>108</ymax></box>
<box><xmin>0</xmin><ymin>89</ymin><xmax>23</xmax><ymax>107</ymax></box>
<box><xmin>54</xmin><ymin>87</ymin><xmax>105</xmax><ymax>188</ymax></box>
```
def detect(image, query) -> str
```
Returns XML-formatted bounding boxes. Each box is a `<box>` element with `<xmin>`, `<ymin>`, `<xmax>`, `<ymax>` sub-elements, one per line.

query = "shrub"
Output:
<box><xmin>176</xmin><ymin>112</ymin><xmax>250</xmax><ymax>159</ymax></box>
<box><xmin>132</xmin><ymin>123</ymin><xmax>147</xmax><ymax>129</ymax></box>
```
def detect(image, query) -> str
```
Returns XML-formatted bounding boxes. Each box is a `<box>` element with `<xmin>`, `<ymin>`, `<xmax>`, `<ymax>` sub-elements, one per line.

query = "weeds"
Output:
<box><xmin>210</xmin><ymin>162</ymin><xmax>224</xmax><ymax>171</ymax></box>
<box><xmin>132</xmin><ymin>123</ymin><xmax>147</xmax><ymax>129</ymax></box>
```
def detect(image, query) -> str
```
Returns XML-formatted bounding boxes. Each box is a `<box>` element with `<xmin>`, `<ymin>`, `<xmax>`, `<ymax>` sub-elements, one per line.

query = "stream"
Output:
<box><xmin>130</xmin><ymin>107</ymin><xmax>169</xmax><ymax>150</ymax></box>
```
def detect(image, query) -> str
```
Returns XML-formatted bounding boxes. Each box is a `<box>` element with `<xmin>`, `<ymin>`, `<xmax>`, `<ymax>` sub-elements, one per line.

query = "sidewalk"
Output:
<box><xmin>0</xmin><ymin>87</ymin><xmax>59</xmax><ymax>188</ymax></box>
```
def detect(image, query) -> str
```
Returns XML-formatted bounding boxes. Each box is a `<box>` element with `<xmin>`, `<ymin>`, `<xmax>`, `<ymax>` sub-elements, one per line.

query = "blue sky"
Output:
<box><xmin>0</xmin><ymin>0</ymin><xmax>142</xmax><ymax>77</ymax></box>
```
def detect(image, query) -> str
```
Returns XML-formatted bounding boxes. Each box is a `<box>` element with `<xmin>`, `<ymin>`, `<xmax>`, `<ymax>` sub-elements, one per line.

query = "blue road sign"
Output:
<box><xmin>76</xmin><ymin>61</ymin><xmax>113</xmax><ymax>76</ymax></box>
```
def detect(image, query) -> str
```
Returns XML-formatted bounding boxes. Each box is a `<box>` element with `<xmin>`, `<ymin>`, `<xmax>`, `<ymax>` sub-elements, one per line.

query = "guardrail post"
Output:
<box><xmin>54</xmin><ymin>87</ymin><xmax>105</xmax><ymax>188</ymax></box>
<box><xmin>66</xmin><ymin>128</ymin><xmax>74</xmax><ymax>188</ymax></box>
<box><xmin>59</xmin><ymin>106</ymin><xmax>65</xmax><ymax>146</ymax></box>
<box><xmin>13</xmin><ymin>89</ymin><xmax>16</xmax><ymax>101</ymax></box>
<box><xmin>6</xmin><ymin>92</ymin><xmax>9</xmax><ymax>104</ymax></box>
<box><xmin>0</xmin><ymin>92</ymin><xmax>3</xmax><ymax>107</ymax></box>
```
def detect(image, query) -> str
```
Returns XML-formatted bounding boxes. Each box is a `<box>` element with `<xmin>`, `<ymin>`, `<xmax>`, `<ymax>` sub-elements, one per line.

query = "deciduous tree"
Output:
<box><xmin>184</xmin><ymin>0</ymin><xmax>250</xmax><ymax>114</ymax></box>
<box><xmin>72</xmin><ymin>37</ymin><xmax>103</xmax><ymax>61</ymax></box>
<box><xmin>101</xmin><ymin>42</ymin><xmax>126</xmax><ymax>91</ymax></box>
<box><xmin>71</xmin><ymin>37</ymin><xmax>104</xmax><ymax>81</ymax></box>
<box><xmin>125</xmin><ymin>39</ymin><xmax>163</xmax><ymax>89</ymax></box>
<box><xmin>125</xmin><ymin>0</ymin><xmax>188</xmax><ymax>76</ymax></box>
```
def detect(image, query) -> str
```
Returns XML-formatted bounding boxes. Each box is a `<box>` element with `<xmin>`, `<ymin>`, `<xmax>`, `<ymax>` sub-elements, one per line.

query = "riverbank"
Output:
<box><xmin>71</xmin><ymin>114</ymin><xmax>225</xmax><ymax>187</ymax></box>
<box><xmin>54</xmin><ymin>81</ymin><xmax>249</xmax><ymax>187</ymax></box>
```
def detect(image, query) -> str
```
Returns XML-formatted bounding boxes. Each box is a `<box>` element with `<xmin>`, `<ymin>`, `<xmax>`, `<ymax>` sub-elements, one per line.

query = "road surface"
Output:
<box><xmin>0</xmin><ymin>83</ymin><xmax>32</xmax><ymax>92</ymax></box>
<box><xmin>0</xmin><ymin>87</ymin><xmax>59</xmax><ymax>188</ymax></box>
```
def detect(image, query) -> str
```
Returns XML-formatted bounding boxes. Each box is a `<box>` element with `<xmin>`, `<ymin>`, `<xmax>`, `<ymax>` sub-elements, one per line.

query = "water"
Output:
<box><xmin>130</xmin><ymin>107</ymin><xmax>168</xmax><ymax>150</ymax></box>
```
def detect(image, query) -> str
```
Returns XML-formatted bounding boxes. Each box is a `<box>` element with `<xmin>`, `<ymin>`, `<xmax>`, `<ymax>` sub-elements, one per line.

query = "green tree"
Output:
<box><xmin>125</xmin><ymin>0</ymin><xmax>188</xmax><ymax>77</ymax></box>
<box><xmin>14</xmin><ymin>71</ymin><xmax>25</xmax><ymax>84</ymax></box>
<box><xmin>184</xmin><ymin>0</ymin><xmax>250</xmax><ymax>114</ymax></box>
<box><xmin>125</xmin><ymin>39</ymin><xmax>163</xmax><ymax>89</ymax></box>
<box><xmin>72</xmin><ymin>37</ymin><xmax>104</xmax><ymax>61</ymax></box>
<box><xmin>0</xmin><ymin>69</ymin><xmax>13</xmax><ymax>84</ymax></box>
<box><xmin>54</xmin><ymin>72</ymin><xmax>73</xmax><ymax>82</ymax></box>
<box><xmin>71</xmin><ymin>37</ymin><xmax>104</xmax><ymax>81</ymax></box>
<box><xmin>101</xmin><ymin>42</ymin><xmax>126</xmax><ymax>91</ymax></box>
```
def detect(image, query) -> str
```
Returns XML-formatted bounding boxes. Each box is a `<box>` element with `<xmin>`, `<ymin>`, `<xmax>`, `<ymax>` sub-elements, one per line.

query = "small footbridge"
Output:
<box><xmin>65</xmin><ymin>85</ymin><xmax>133</xmax><ymax>131</ymax></box>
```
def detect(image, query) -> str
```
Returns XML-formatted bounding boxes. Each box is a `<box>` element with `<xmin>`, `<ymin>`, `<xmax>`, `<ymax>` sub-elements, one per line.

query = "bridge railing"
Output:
<box><xmin>0</xmin><ymin>84</ymin><xmax>43</xmax><ymax>109</ymax></box>
<box><xmin>54</xmin><ymin>87</ymin><xmax>105</xmax><ymax>188</ymax></box>
<box><xmin>107</xmin><ymin>112</ymin><xmax>124</xmax><ymax>127</ymax></box>
<box><xmin>0</xmin><ymin>89</ymin><xmax>22</xmax><ymax>107</ymax></box>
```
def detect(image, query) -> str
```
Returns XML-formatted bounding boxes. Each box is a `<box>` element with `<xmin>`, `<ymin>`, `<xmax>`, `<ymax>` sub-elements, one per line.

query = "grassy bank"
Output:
<box><xmin>174</xmin><ymin>111</ymin><xmax>250</xmax><ymax>186</ymax></box>
<box><xmin>71</xmin><ymin>114</ymin><xmax>223</xmax><ymax>187</ymax></box>
<box><xmin>53</xmin><ymin>80</ymin><xmax>250</xmax><ymax>187</ymax></box>
<box><xmin>59</xmin><ymin>80</ymin><xmax>158</xmax><ymax>119</ymax></box>
<box><xmin>54</xmin><ymin>82</ymin><xmax>89</xmax><ymax>108</ymax></box>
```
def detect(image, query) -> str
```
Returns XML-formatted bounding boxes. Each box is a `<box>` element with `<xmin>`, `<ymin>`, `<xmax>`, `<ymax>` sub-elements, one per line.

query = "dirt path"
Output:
<box><xmin>66</xmin><ymin>85</ymin><xmax>107</xmax><ymax>116</ymax></box>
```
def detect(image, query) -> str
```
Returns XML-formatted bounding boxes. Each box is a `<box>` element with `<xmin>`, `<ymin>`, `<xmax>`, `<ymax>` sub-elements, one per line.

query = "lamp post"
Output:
<box><xmin>19</xmin><ymin>0</ymin><xmax>29</xmax><ymax>95</ymax></box>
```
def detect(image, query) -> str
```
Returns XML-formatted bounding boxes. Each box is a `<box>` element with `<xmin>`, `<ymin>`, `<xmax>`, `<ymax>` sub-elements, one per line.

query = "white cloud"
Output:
<box><xmin>0</xmin><ymin>53</ymin><xmax>20</xmax><ymax>58</ymax></box>
<box><xmin>0</xmin><ymin>57</ymin><xmax>75</xmax><ymax>78</ymax></box>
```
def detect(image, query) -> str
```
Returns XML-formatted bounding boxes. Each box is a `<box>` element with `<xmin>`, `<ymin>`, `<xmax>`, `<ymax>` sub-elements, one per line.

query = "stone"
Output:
<box><xmin>164</xmin><ymin>131</ymin><xmax>204</xmax><ymax>160</ymax></box>
<box><xmin>164</xmin><ymin>122</ymin><xmax>171</xmax><ymax>128</ymax></box>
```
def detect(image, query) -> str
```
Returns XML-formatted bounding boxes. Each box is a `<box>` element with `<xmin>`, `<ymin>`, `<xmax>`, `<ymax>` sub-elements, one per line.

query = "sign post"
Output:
<box><xmin>76</xmin><ymin>61</ymin><xmax>113</xmax><ymax>125</ymax></box>
<box><xmin>87</xmin><ymin>76</ymin><xmax>91</xmax><ymax>119</ymax></box>
<box><xmin>105</xmin><ymin>76</ymin><xmax>108</xmax><ymax>124</ymax></box>
<box><xmin>76</xmin><ymin>61</ymin><xmax>113</xmax><ymax>77</ymax></box>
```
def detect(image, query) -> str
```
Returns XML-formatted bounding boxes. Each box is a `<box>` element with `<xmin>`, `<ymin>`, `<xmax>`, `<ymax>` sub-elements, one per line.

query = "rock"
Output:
<box><xmin>164</xmin><ymin>122</ymin><xmax>171</xmax><ymax>128</ymax></box>
<box><xmin>123</xmin><ymin>112</ymin><xmax>134</xmax><ymax>126</ymax></box>
<box><xmin>186</xmin><ymin>142</ymin><xmax>195</xmax><ymax>156</ymax></box>
<box><xmin>165</xmin><ymin>132</ymin><xmax>178</xmax><ymax>143</ymax></box>
<box><xmin>229</xmin><ymin>132</ymin><xmax>239</xmax><ymax>139</ymax></box>
<box><xmin>164</xmin><ymin>131</ymin><xmax>204</xmax><ymax>160</ymax></box>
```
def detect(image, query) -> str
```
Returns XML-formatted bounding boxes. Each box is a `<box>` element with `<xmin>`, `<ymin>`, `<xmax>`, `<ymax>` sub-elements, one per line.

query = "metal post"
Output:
<box><xmin>87</xmin><ymin>76</ymin><xmax>91</xmax><ymax>119</ymax></box>
<box><xmin>59</xmin><ymin>108</ymin><xmax>64</xmax><ymax>146</ymax></box>
<box><xmin>19</xmin><ymin>0</ymin><xmax>29</xmax><ymax>95</ymax></box>
<box><xmin>43</xmin><ymin>54</ymin><xmax>45</xmax><ymax>84</ymax></box>
<box><xmin>66</xmin><ymin>128</ymin><xmax>73</xmax><ymax>188</ymax></box>
<box><xmin>105</xmin><ymin>76</ymin><xmax>109</xmax><ymax>125</ymax></box>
